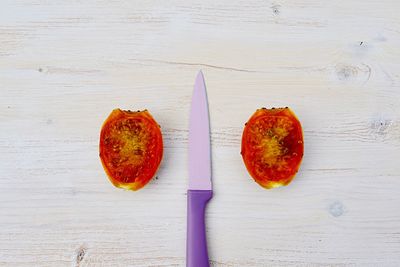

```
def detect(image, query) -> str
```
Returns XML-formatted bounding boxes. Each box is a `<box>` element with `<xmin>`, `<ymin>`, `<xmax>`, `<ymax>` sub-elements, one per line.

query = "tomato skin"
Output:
<box><xmin>241</xmin><ymin>108</ymin><xmax>304</xmax><ymax>189</ymax></box>
<box><xmin>99</xmin><ymin>109</ymin><xmax>163</xmax><ymax>191</ymax></box>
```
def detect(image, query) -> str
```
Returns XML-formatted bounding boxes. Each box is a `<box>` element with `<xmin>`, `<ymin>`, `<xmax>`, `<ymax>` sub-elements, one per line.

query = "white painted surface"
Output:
<box><xmin>1</xmin><ymin>1</ymin><xmax>400</xmax><ymax>266</ymax></box>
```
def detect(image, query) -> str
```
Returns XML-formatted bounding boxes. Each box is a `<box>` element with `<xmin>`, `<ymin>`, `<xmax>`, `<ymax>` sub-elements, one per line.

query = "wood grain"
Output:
<box><xmin>1</xmin><ymin>0</ymin><xmax>400</xmax><ymax>266</ymax></box>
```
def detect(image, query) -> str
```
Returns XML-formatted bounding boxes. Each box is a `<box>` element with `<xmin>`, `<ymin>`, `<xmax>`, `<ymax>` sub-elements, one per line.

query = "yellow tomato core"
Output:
<box><xmin>260</xmin><ymin>117</ymin><xmax>293</xmax><ymax>168</ymax></box>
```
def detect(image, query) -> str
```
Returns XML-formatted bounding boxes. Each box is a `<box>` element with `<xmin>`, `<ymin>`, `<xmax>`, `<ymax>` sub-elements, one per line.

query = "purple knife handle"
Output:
<box><xmin>187</xmin><ymin>190</ymin><xmax>213</xmax><ymax>267</ymax></box>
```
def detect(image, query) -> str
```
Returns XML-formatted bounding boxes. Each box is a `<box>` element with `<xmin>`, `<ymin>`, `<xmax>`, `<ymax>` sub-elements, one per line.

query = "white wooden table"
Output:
<box><xmin>1</xmin><ymin>1</ymin><xmax>400</xmax><ymax>266</ymax></box>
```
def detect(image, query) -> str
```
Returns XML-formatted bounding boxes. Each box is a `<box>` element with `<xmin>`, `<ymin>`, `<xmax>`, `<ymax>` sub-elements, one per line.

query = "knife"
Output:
<box><xmin>187</xmin><ymin>71</ymin><xmax>213</xmax><ymax>267</ymax></box>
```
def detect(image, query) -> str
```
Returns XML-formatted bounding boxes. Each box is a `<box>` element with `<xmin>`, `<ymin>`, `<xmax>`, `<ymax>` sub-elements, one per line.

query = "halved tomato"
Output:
<box><xmin>99</xmin><ymin>109</ymin><xmax>163</xmax><ymax>191</ymax></box>
<box><xmin>241</xmin><ymin>107</ymin><xmax>304</xmax><ymax>189</ymax></box>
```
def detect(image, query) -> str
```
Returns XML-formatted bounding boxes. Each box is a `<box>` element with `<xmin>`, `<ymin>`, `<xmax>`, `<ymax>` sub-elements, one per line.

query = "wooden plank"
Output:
<box><xmin>1</xmin><ymin>0</ymin><xmax>400</xmax><ymax>266</ymax></box>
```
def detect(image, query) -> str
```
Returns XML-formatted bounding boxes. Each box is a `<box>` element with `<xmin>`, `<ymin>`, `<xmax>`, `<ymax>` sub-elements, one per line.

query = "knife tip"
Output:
<box><xmin>197</xmin><ymin>70</ymin><xmax>204</xmax><ymax>79</ymax></box>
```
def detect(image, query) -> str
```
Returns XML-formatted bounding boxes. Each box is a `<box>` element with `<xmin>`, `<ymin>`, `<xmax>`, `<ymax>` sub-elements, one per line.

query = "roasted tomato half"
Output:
<box><xmin>241</xmin><ymin>107</ymin><xmax>304</xmax><ymax>189</ymax></box>
<box><xmin>99</xmin><ymin>109</ymin><xmax>163</xmax><ymax>191</ymax></box>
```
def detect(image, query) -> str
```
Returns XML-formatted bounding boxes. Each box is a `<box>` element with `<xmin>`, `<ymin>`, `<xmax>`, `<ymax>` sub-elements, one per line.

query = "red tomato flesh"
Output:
<box><xmin>241</xmin><ymin>108</ymin><xmax>304</xmax><ymax>189</ymax></box>
<box><xmin>99</xmin><ymin>109</ymin><xmax>163</xmax><ymax>191</ymax></box>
